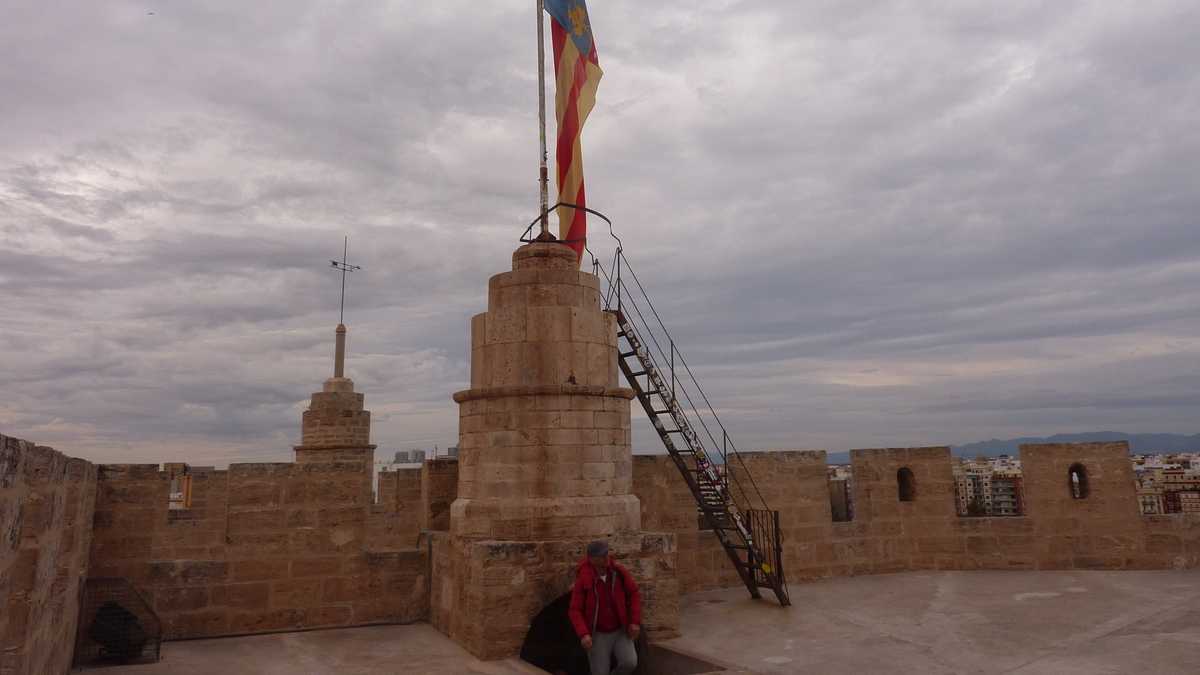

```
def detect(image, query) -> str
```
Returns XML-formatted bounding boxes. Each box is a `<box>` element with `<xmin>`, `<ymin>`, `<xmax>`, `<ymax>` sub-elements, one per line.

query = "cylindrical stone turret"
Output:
<box><xmin>450</xmin><ymin>242</ymin><xmax>639</xmax><ymax>541</ymax></box>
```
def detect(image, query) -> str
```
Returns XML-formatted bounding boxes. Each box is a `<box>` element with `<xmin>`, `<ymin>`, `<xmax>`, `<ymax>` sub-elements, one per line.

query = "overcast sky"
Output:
<box><xmin>2</xmin><ymin>1</ymin><xmax>1198</xmax><ymax>466</ymax></box>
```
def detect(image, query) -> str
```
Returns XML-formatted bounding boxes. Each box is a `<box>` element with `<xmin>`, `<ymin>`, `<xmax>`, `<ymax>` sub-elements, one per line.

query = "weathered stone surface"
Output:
<box><xmin>632</xmin><ymin>441</ymin><xmax>1200</xmax><ymax>596</ymax></box>
<box><xmin>0</xmin><ymin>434</ymin><xmax>97</xmax><ymax>675</ymax></box>
<box><xmin>72</xmin><ymin>347</ymin><xmax>431</xmax><ymax>646</ymax></box>
<box><xmin>438</xmin><ymin>243</ymin><xmax>679</xmax><ymax>659</ymax></box>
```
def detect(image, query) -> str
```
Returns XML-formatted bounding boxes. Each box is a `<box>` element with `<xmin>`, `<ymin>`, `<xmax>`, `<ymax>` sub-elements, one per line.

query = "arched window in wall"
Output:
<box><xmin>1069</xmin><ymin>463</ymin><xmax>1089</xmax><ymax>500</ymax></box>
<box><xmin>897</xmin><ymin>467</ymin><xmax>917</xmax><ymax>502</ymax></box>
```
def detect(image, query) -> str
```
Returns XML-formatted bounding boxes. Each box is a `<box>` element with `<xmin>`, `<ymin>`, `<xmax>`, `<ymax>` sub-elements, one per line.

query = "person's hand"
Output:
<box><xmin>627</xmin><ymin>624</ymin><xmax>641</xmax><ymax>640</ymax></box>
<box><xmin>581</xmin><ymin>635</ymin><xmax>593</xmax><ymax>650</ymax></box>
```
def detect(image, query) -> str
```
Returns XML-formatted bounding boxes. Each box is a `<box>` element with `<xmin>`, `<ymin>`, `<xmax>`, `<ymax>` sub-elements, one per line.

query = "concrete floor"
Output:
<box><xmin>665</xmin><ymin>569</ymin><xmax>1200</xmax><ymax>674</ymax></box>
<box><xmin>93</xmin><ymin>570</ymin><xmax>1200</xmax><ymax>674</ymax></box>
<box><xmin>92</xmin><ymin>623</ymin><xmax>543</xmax><ymax>675</ymax></box>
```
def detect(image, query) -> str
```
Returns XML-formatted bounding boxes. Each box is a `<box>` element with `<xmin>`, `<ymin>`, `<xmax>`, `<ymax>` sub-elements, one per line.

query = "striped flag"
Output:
<box><xmin>545</xmin><ymin>0</ymin><xmax>602</xmax><ymax>265</ymax></box>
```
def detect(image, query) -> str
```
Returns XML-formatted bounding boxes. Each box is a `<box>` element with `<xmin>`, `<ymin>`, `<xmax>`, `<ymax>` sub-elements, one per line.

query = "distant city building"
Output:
<box><xmin>1132</xmin><ymin>453</ymin><xmax>1200</xmax><ymax>514</ymax></box>
<box><xmin>953</xmin><ymin>456</ymin><xmax>1022</xmax><ymax>517</ymax></box>
<box><xmin>391</xmin><ymin>449</ymin><xmax>426</xmax><ymax>464</ymax></box>
<box><xmin>991</xmin><ymin>471</ymin><xmax>1024</xmax><ymax>516</ymax></box>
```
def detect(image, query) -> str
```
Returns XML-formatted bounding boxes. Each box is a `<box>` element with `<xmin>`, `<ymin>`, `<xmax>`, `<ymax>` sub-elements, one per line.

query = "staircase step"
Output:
<box><xmin>615</xmin><ymin>294</ymin><xmax>788</xmax><ymax>607</ymax></box>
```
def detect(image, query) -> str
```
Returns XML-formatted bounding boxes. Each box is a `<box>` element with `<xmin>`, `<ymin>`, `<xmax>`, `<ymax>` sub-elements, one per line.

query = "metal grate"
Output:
<box><xmin>73</xmin><ymin>578</ymin><xmax>162</xmax><ymax>667</ymax></box>
<box><xmin>746</xmin><ymin>509</ymin><xmax>786</xmax><ymax>591</ymax></box>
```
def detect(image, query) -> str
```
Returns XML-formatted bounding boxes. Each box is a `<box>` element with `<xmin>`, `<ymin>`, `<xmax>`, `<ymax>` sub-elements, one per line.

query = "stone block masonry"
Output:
<box><xmin>6</xmin><ymin>280</ymin><xmax>1200</xmax><ymax>672</ymax></box>
<box><xmin>87</xmin><ymin>458</ymin><xmax>428</xmax><ymax>641</ymax></box>
<box><xmin>632</xmin><ymin>442</ymin><xmax>1200</xmax><ymax>594</ymax></box>
<box><xmin>80</xmin><ymin>340</ymin><xmax>427</xmax><ymax>646</ymax></box>
<box><xmin>370</xmin><ymin>466</ymin><xmax>422</xmax><ymax>550</ymax></box>
<box><xmin>0</xmin><ymin>434</ymin><xmax>97</xmax><ymax>675</ymax></box>
<box><xmin>435</xmin><ymin>242</ymin><xmax>680</xmax><ymax>659</ymax></box>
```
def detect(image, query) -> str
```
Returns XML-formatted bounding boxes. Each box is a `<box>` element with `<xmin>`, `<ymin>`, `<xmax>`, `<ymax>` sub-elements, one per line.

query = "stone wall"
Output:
<box><xmin>0</xmin><ymin>434</ymin><xmax>97</xmax><ymax>675</ymax></box>
<box><xmin>633</xmin><ymin>442</ymin><xmax>1200</xmax><ymax>594</ymax></box>
<box><xmin>10</xmin><ymin>426</ymin><xmax>1200</xmax><ymax>670</ymax></box>
<box><xmin>633</xmin><ymin>455</ymin><xmax>740</xmax><ymax>592</ymax></box>
<box><xmin>87</xmin><ymin>458</ymin><xmax>427</xmax><ymax>641</ymax></box>
<box><xmin>370</xmin><ymin>466</ymin><xmax>422</xmax><ymax>550</ymax></box>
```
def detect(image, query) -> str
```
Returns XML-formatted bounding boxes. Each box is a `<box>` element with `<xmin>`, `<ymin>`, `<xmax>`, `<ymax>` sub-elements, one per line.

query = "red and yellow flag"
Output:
<box><xmin>545</xmin><ymin>0</ymin><xmax>602</xmax><ymax>265</ymax></box>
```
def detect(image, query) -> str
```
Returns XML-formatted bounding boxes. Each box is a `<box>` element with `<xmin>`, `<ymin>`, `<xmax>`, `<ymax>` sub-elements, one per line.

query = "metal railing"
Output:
<box><xmin>590</xmin><ymin>244</ymin><xmax>770</xmax><ymax>517</ymax></box>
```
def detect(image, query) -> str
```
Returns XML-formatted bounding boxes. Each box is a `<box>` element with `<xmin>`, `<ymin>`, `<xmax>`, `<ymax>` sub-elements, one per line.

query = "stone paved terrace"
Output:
<box><xmin>99</xmin><ymin>569</ymin><xmax>1200</xmax><ymax>674</ymax></box>
<box><xmin>666</xmin><ymin>569</ymin><xmax>1200</xmax><ymax>674</ymax></box>
<box><xmin>97</xmin><ymin>623</ymin><xmax>545</xmax><ymax>675</ymax></box>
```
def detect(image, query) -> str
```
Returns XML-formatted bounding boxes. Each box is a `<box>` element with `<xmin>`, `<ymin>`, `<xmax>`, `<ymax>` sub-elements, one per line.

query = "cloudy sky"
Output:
<box><xmin>2</xmin><ymin>1</ymin><xmax>1198</xmax><ymax>466</ymax></box>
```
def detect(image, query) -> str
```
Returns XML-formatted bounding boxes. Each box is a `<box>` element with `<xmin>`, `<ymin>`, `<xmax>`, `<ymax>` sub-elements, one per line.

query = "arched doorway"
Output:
<box><xmin>520</xmin><ymin>593</ymin><xmax>589</xmax><ymax>674</ymax></box>
<box><xmin>521</xmin><ymin>593</ymin><xmax>667</xmax><ymax>674</ymax></box>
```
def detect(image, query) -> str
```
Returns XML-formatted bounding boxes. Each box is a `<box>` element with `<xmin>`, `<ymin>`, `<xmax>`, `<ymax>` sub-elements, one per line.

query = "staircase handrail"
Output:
<box><xmin>589</xmin><ymin>248</ymin><xmax>770</xmax><ymax>513</ymax></box>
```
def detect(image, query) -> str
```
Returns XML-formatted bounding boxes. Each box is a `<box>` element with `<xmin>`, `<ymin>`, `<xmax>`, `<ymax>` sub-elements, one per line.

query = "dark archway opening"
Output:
<box><xmin>520</xmin><ymin>593</ymin><xmax>590</xmax><ymax>674</ymax></box>
<box><xmin>520</xmin><ymin>593</ymin><xmax>723</xmax><ymax>674</ymax></box>
<box><xmin>897</xmin><ymin>467</ymin><xmax>917</xmax><ymax>502</ymax></box>
<box><xmin>1069</xmin><ymin>463</ymin><xmax>1089</xmax><ymax>499</ymax></box>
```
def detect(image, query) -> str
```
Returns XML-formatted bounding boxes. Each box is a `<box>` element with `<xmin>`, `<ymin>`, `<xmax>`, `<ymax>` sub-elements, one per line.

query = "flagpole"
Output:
<box><xmin>537</xmin><ymin>0</ymin><xmax>550</xmax><ymax>239</ymax></box>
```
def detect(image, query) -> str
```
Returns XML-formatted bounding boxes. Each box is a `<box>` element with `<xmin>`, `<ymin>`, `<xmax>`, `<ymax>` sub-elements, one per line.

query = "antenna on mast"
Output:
<box><xmin>329</xmin><ymin>236</ymin><xmax>362</xmax><ymax>378</ymax></box>
<box><xmin>330</xmin><ymin>236</ymin><xmax>362</xmax><ymax>325</ymax></box>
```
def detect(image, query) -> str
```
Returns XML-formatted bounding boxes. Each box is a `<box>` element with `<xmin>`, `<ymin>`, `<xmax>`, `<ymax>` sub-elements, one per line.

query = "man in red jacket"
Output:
<box><xmin>568</xmin><ymin>540</ymin><xmax>641</xmax><ymax>675</ymax></box>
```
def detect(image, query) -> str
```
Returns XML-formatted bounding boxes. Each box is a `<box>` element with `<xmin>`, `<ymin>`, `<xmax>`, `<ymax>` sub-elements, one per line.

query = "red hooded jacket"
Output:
<box><xmin>567</xmin><ymin>555</ymin><xmax>642</xmax><ymax>638</ymax></box>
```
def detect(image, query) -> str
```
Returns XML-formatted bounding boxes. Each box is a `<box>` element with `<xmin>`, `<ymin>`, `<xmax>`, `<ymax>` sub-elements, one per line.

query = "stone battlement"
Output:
<box><xmin>5</xmin><ymin>245</ymin><xmax>1197</xmax><ymax>673</ymax></box>
<box><xmin>635</xmin><ymin>442</ymin><xmax>1200</xmax><ymax>593</ymax></box>
<box><xmin>6</xmin><ymin>430</ymin><xmax>1200</xmax><ymax>672</ymax></box>
<box><xmin>83</xmin><ymin>457</ymin><xmax>428</xmax><ymax>641</ymax></box>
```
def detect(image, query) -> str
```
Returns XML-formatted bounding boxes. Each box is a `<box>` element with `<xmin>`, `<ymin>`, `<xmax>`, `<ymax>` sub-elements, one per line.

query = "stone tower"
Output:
<box><xmin>433</xmin><ymin>242</ymin><xmax>678</xmax><ymax>659</ymax></box>
<box><xmin>294</xmin><ymin>323</ymin><xmax>376</xmax><ymax>467</ymax></box>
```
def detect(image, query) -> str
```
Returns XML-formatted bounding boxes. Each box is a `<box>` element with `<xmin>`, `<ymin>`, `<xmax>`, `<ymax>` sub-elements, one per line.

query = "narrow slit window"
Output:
<box><xmin>830</xmin><ymin>477</ymin><xmax>853</xmax><ymax>522</ymax></box>
<box><xmin>168</xmin><ymin>474</ymin><xmax>192</xmax><ymax>510</ymax></box>
<box><xmin>897</xmin><ymin>467</ymin><xmax>917</xmax><ymax>502</ymax></box>
<box><xmin>1069</xmin><ymin>463</ymin><xmax>1089</xmax><ymax>500</ymax></box>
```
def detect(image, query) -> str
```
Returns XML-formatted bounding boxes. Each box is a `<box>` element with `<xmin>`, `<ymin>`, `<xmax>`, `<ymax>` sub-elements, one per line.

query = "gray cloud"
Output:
<box><xmin>2</xmin><ymin>0</ymin><xmax>1198</xmax><ymax>466</ymax></box>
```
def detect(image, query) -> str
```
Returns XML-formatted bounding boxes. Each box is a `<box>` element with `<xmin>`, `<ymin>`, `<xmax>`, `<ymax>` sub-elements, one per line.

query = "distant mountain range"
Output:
<box><xmin>952</xmin><ymin>432</ymin><xmax>1200</xmax><ymax>458</ymax></box>
<box><xmin>825</xmin><ymin>432</ymin><xmax>1200</xmax><ymax>464</ymax></box>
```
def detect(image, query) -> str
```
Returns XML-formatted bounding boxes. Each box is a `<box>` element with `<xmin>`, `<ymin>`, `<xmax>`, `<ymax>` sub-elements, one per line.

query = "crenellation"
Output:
<box><xmin>5</xmin><ymin>257</ymin><xmax>1200</xmax><ymax>674</ymax></box>
<box><xmin>630</xmin><ymin>440</ymin><xmax>1200</xmax><ymax>594</ymax></box>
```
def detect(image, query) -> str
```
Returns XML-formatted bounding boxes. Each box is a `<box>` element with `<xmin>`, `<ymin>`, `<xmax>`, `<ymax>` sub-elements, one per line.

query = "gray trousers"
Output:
<box><xmin>589</xmin><ymin>629</ymin><xmax>637</xmax><ymax>675</ymax></box>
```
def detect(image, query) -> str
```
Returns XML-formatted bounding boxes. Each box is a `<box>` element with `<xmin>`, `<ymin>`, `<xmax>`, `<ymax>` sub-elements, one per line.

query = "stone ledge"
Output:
<box><xmin>452</xmin><ymin>384</ymin><xmax>634</xmax><ymax>403</ymax></box>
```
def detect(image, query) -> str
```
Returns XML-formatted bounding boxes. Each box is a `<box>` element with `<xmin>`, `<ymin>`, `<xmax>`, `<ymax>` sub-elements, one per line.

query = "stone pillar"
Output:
<box><xmin>435</xmin><ymin>242</ymin><xmax>677</xmax><ymax>659</ymax></box>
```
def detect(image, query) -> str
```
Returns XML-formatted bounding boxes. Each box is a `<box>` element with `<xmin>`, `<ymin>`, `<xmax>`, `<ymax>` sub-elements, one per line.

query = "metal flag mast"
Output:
<box><xmin>537</xmin><ymin>0</ymin><xmax>551</xmax><ymax>239</ymax></box>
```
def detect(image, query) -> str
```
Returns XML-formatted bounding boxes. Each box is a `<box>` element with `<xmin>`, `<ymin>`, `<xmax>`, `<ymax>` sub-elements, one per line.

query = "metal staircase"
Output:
<box><xmin>594</xmin><ymin>247</ymin><xmax>791</xmax><ymax>607</ymax></box>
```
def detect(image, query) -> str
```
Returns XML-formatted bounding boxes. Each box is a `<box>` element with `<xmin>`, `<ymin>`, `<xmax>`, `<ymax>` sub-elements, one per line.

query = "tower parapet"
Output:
<box><xmin>434</xmin><ymin>242</ymin><xmax>678</xmax><ymax>659</ymax></box>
